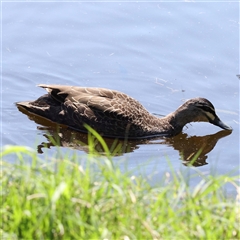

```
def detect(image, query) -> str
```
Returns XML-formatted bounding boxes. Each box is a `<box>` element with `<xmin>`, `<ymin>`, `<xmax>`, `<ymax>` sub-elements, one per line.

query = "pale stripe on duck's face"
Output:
<box><xmin>204</xmin><ymin>111</ymin><xmax>216</xmax><ymax>122</ymax></box>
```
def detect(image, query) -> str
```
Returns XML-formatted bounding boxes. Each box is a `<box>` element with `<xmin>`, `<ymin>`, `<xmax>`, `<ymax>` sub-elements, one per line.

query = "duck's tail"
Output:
<box><xmin>16</xmin><ymin>93</ymin><xmax>62</xmax><ymax>122</ymax></box>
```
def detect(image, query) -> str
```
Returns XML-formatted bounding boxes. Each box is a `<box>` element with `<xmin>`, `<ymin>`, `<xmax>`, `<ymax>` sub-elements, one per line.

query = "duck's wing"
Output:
<box><xmin>38</xmin><ymin>84</ymin><xmax>149</xmax><ymax>117</ymax></box>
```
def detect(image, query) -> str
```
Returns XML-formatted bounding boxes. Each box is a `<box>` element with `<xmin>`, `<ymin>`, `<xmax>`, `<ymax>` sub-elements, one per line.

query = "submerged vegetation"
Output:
<box><xmin>1</xmin><ymin>131</ymin><xmax>239</xmax><ymax>239</ymax></box>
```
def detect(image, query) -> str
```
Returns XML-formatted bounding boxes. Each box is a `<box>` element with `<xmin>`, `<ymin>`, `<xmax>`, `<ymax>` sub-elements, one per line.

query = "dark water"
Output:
<box><xmin>2</xmin><ymin>2</ymin><xmax>239</xmax><ymax>185</ymax></box>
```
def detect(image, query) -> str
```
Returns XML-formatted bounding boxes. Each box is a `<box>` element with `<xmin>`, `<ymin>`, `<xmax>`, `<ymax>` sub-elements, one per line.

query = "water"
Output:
<box><xmin>2</xmin><ymin>2</ymin><xmax>239</xmax><ymax>185</ymax></box>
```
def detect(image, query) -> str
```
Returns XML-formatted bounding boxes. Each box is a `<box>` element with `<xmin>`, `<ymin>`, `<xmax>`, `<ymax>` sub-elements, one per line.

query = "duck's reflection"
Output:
<box><xmin>17</xmin><ymin>105</ymin><xmax>232</xmax><ymax>167</ymax></box>
<box><xmin>159</xmin><ymin>131</ymin><xmax>232</xmax><ymax>167</ymax></box>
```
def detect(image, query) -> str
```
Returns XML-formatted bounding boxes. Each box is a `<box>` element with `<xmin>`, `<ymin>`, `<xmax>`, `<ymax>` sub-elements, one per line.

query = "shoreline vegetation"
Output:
<box><xmin>1</xmin><ymin>131</ymin><xmax>239</xmax><ymax>239</ymax></box>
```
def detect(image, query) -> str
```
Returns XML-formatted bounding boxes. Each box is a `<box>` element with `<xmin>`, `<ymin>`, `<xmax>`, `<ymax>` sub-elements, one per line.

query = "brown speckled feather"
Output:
<box><xmin>16</xmin><ymin>84</ymin><xmax>232</xmax><ymax>139</ymax></box>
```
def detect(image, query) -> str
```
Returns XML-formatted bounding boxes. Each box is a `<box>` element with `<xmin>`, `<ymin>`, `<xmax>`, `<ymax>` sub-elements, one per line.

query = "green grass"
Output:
<box><xmin>1</xmin><ymin>143</ymin><xmax>239</xmax><ymax>240</ymax></box>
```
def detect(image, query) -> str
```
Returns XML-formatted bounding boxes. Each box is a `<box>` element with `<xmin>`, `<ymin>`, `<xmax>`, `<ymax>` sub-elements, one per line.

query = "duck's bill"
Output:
<box><xmin>212</xmin><ymin>117</ymin><xmax>232</xmax><ymax>131</ymax></box>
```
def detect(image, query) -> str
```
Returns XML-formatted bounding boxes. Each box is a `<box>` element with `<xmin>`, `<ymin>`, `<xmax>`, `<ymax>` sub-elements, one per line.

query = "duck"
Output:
<box><xmin>16</xmin><ymin>84</ymin><xmax>232</xmax><ymax>139</ymax></box>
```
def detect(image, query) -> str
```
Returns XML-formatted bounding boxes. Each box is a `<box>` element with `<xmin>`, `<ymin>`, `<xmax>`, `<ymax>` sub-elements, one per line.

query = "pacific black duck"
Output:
<box><xmin>17</xmin><ymin>84</ymin><xmax>232</xmax><ymax>139</ymax></box>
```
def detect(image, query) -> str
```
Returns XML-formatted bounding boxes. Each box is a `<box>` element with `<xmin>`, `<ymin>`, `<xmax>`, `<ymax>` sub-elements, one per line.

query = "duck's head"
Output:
<box><xmin>180</xmin><ymin>98</ymin><xmax>232</xmax><ymax>131</ymax></box>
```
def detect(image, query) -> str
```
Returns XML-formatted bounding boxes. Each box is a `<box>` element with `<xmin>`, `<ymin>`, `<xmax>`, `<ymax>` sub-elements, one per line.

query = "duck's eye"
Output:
<box><xmin>197</xmin><ymin>104</ymin><xmax>215</xmax><ymax>115</ymax></box>
<box><xmin>199</xmin><ymin>105</ymin><xmax>215</xmax><ymax>114</ymax></box>
<box><xmin>197</xmin><ymin>105</ymin><xmax>217</xmax><ymax>122</ymax></box>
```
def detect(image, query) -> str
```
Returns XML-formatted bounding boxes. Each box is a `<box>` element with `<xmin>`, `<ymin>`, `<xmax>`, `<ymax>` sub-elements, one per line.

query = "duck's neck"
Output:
<box><xmin>156</xmin><ymin>108</ymin><xmax>193</xmax><ymax>136</ymax></box>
